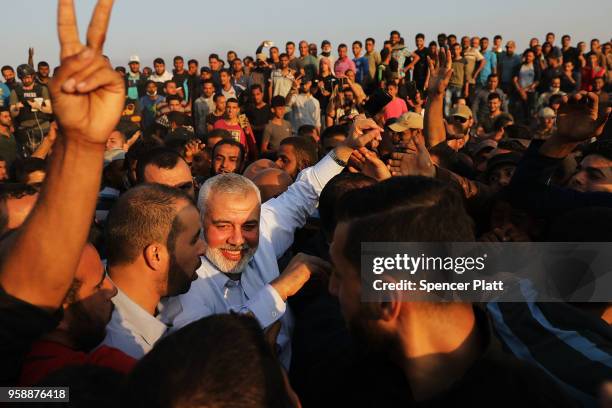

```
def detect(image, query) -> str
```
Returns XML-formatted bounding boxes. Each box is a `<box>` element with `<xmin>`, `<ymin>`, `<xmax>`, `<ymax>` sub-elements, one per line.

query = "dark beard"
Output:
<box><xmin>167</xmin><ymin>251</ymin><xmax>197</xmax><ymax>296</ymax></box>
<box><xmin>68</xmin><ymin>302</ymin><xmax>107</xmax><ymax>352</ymax></box>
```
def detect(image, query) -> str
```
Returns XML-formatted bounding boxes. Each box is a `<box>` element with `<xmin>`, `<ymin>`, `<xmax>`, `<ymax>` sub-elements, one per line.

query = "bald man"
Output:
<box><xmin>243</xmin><ymin>158</ymin><xmax>276</xmax><ymax>180</ymax></box>
<box><xmin>252</xmin><ymin>168</ymin><xmax>293</xmax><ymax>202</ymax></box>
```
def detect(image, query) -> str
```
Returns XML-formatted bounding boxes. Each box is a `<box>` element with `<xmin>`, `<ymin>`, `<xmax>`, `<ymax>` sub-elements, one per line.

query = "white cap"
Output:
<box><xmin>129</xmin><ymin>55</ymin><xmax>140</xmax><ymax>64</ymax></box>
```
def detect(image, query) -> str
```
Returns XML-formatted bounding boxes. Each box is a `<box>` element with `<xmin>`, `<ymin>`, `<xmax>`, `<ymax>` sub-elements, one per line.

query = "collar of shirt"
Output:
<box><xmin>111</xmin><ymin>286</ymin><xmax>177</xmax><ymax>346</ymax></box>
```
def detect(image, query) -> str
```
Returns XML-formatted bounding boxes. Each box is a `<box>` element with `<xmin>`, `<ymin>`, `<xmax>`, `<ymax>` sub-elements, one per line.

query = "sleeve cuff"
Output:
<box><xmin>245</xmin><ymin>284</ymin><xmax>286</xmax><ymax>328</ymax></box>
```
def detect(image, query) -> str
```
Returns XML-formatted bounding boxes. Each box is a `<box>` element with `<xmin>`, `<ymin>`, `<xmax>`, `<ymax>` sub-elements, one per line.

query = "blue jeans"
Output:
<box><xmin>445</xmin><ymin>85</ymin><xmax>463</xmax><ymax>117</ymax></box>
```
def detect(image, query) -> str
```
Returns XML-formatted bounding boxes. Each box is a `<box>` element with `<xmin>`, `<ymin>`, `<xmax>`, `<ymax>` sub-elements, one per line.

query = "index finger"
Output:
<box><xmin>58</xmin><ymin>0</ymin><xmax>81</xmax><ymax>59</ymax></box>
<box><xmin>86</xmin><ymin>0</ymin><xmax>114</xmax><ymax>52</ymax></box>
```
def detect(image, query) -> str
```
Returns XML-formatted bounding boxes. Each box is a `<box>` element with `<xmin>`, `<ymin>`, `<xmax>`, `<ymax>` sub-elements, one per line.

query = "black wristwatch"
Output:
<box><xmin>329</xmin><ymin>149</ymin><xmax>348</xmax><ymax>167</ymax></box>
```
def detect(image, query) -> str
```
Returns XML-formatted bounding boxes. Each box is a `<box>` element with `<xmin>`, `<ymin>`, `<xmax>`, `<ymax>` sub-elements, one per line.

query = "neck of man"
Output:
<box><xmin>255</xmin><ymin>100</ymin><xmax>266</xmax><ymax>108</ymax></box>
<box><xmin>271</xmin><ymin>116</ymin><xmax>284</xmax><ymax>124</ymax></box>
<box><xmin>395</xmin><ymin>303</ymin><xmax>482</xmax><ymax>401</ymax></box>
<box><xmin>109</xmin><ymin>265</ymin><xmax>161</xmax><ymax>316</ymax></box>
<box><xmin>0</xmin><ymin>124</ymin><xmax>10</xmax><ymax>136</ymax></box>
<box><xmin>223</xmin><ymin>83</ymin><xmax>232</xmax><ymax>92</ymax></box>
<box><xmin>227</xmin><ymin>116</ymin><xmax>238</xmax><ymax>125</ymax></box>
<box><xmin>42</xmin><ymin>327</ymin><xmax>79</xmax><ymax>350</ymax></box>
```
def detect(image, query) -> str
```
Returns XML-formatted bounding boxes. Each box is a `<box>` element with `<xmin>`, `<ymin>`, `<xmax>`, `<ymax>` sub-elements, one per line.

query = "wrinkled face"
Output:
<box><xmin>143</xmin><ymin>159</ymin><xmax>195</xmax><ymax>199</ymax></box>
<box><xmin>0</xmin><ymin>160</ymin><xmax>7</xmax><ymax>181</ymax></box>
<box><xmin>251</xmin><ymin>87</ymin><xmax>263</xmax><ymax>104</ymax></box>
<box><xmin>275</xmin><ymin>144</ymin><xmax>299</xmax><ymax>178</ymax></box>
<box><xmin>338</xmin><ymin>47</ymin><xmax>348</xmax><ymax>58</ymax></box>
<box><xmin>105</xmin><ymin>131</ymin><xmax>125</xmax><ymax>150</ymax></box>
<box><xmin>569</xmin><ymin>154</ymin><xmax>612</xmax><ymax>193</ymax></box>
<box><xmin>213</xmin><ymin>144</ymin><xmax>241</xmax><ymax>175</ymax></box>
<box><xmin>146</xmin><ymin>82</ymin><xmax>157</xmax><ymax>95</ymax></box>
<box><xmin>2</xmin><ymin>69</ymin><xmax>15</xmax><ymax>82</ymax></box>
<box><xmin>365</xmin><ymin>40</ymin><xmax>374</xmax><ymax>53</ymax></box>
<box><xmin>225</xmin><ymin>101</ymin><xmax>239</xmax><ymax>120</ymax></box>
<box><xmin>188</xmin><ymin>62</ymin><xmax>198</xmax><ymax>75</ymax></box>
<box><xmin>66</xmin><ymin>245</ymin><xmax>117</xmax><ymax>351</ymax></box>
<box><xmin>167</xmin><ymin>203</ymin><xmax>205</xmax><ymax>295</ymax></box>
<box><xmin>220</xmin><ymin>71</ymin><xmax>231</xmax><ymax>86</ymax></box>
<box><xmin>203</xmin><ymin>190</ymin><xmax>260</xmax><ymax>275</ymax></box>
<box><xmin>286</xmin><ymin>43</ymin><xmax>295</xmax><ymax>56</ymax></box>
<box><xmin>154</xmin><ymin>62</ymin><xmax>165</xmax><ymax>75</ymax></box>
<box><xmin>352</xmin><ymin>43</ymin><xmax>362</xmax><ymax>57</ymax></box>
<box><xmin>203</xmin><ymin>82</ymin><xmax>214</xmax><ymax>98</ymax></box>
<box><xmin>128</xmin><ymin>62</ymin><xmax>139</xmax><ymax>73</ymax></box>
<box><xmin>488</xmin><ymin>164</ymin><xmax>516</xmax><ymax>190</ymax></box>
<box><xmin>279</xmin><ymin>55</ymin><xmax>289</xmax><ymax>69</ymax></box>
<box><xmin>488</xmin><ymin>97</ymin><xmax>501</xmax><ymax>114</ymax></box>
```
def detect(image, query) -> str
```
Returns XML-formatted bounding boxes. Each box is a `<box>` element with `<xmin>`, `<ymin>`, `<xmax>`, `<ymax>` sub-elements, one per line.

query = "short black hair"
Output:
<box><xmin>219</xmin><ymin>68</ymin><xmax>231</xmax><ymax>76</ymax></box>
<box><xmin>319</xmin><ymin>173</ymin><xmax>376</xmax><ymax>238</ymax></box>
<box><xmin>173</xmin><ymin>56</ymin><xmax>184</xmax><ymax>62</ymax></box>
<box><xmin>136</xmin><ymin>147</ymin><xmax>186</xmax><ymax>184</ymax></box>
<box><xmin>123</xmin><ymin>315</ymin><xmax>292</xmax><ymax>408</ymax></box>
<box><xmin>338</xmin><ymin>43</ymin><xmax>348</xmax><ymax>50</ymax></box>
<box><xmin>286</xmin><ymin>41</ymin><xmax>295</xmax><ymax>47</ymax></box>
<box><xmin>416</xmin><ymin>33</ymin><xmax>425</xmax><ymax>40</ymax></box>
<box><xmin>226</xmin><ymin>97</ymin><xmax>239</xmax><ymax>105</ymax></box>
<box><xmin>250</xmin><ymin>84</ymin><xmax>263</xmax><ymax>93</ymax></box>
<box><xmin>280</xmin><ymin>137</ymin><xmax>318</xmax><ymax>171</ymax></box>
<box><xmin>1</xmin><ymin>65</ymin><xmax>14</xmax><ymax>72</ymax></box>
<box><xmin>321</xmin><ymin>124</ymin><xmax>349</xmax><ymax>141</ymax></box>
<box><xmin>105</xmin><ymin>184</ymin><xmax>191</xmax><ymax>267</ymax></box>
<box><xmin>153</xmin><ymin>57</ymin><xmax>165</xmax><ymax>65</ymax></box>
<box><xmin>163</xmin><ymin>79</ymin><xmax>177</xmax><ymax>88</ymax></box>
<box><xmin>213</xmin><ymin>139</ymin><xmax>246</xmax><ymax>170</ymax></box>
<box><xmin>337</xmin><ymin>177</ymin><xmax>474</xmax><ymax>274</ymax></box>
<box><xmin>271</xmin><ymin>95</ymin><xmax>286</xmax><ymax>108</ymax></box>
<box><xmin>352</xmin><ymin>40</ymin><xmax>363</xmax><ymax>47</ymax></box>
<box><xmin>487</xmin><ymin>92</ymin><xmax>501</xmax><ymax>101</ymax></box>
<box><xmin>37</xmin><ymin>61</ymin><xmax>49</xmax><ymax>68</ymax></box>
<box><xmin>144</xmin><ymin>79</ymin><xmax>156</xmax><ymax>88</ymax></box>
<box><xmin>494</xmin><ymin>35</ymin><xmax>502</xmax><ymax>41</ymax></box>
<box><xmin>165</xmin><ymin>94</ymin><xmax>181</xmax><ymax>104</ymax></box>
<box><xmin>188</xmin><ymin>59</ymin><xmax>198</xmax><ymax>66</ymax></box>
<box><xmin>390</xmin><ymin>30</ymin><xmax>400</xmax><ymax>37</ymax></box>
<box><xmin>209</xmin><ymin>53</ymin><xmax>220</xmax><ymax>61</ymax></box>
<box><xmin>213</xmin><ymin>93</ymin><xmax>225</xmax><ymax>102</ymax></box>
<box><xmin>365</xmin><ymin>37</ymin><xmax>375</xmax><ymax>44</ymax></box>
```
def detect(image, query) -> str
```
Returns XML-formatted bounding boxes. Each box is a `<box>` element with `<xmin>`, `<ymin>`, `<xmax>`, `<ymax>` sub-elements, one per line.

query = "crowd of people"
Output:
<box><xmin>1</xmin><ymin>0</ymin><xmax>612</xmax><ymax>406</ymax></box>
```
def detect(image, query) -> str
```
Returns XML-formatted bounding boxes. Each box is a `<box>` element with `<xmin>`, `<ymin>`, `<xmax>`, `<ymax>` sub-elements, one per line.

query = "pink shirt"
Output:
<box><xmin>383</xmin><ymin>98</ymin><xmax>408</xmax><ymax>121</ymax></box>
<box><xmin>334</xmin><ymin>57</ymin><xmax>357</xmax><ymax>78</ymax></box>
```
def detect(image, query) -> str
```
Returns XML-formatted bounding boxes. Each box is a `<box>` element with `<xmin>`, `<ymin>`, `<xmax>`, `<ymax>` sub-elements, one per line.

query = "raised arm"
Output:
<box><xmin>0</xmin><ymin>0</ymin><xmax>124</xmax><ymax>311</ymax></box>
<box><xmin>424</xmin><ymin>49</ymin><xmax>452</xmax><ymax>148</ymax></box>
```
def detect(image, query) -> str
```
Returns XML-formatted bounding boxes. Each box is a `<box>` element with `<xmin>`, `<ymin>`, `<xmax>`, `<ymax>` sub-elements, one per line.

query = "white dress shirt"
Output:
<box><xmin>290</xmin><ymin>93</ymin><xmax>321</xmax><ymax>133</ymax></box>
<box><xmin>102</xmin><ymin>286</ymin><xmax>183</xmax><ymax>359</ymax></box>
<box><xmin>171</xmin><ymin>153</ymin><xmax>344</xmax><ymax>369</ymax></box>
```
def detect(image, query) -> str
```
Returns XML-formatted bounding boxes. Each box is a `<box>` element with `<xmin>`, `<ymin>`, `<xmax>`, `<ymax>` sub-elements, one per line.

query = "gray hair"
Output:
<box><xmin>197</xmin><ymin>173</ymin><xmax>261</xmax><ymax>215</ymax></box>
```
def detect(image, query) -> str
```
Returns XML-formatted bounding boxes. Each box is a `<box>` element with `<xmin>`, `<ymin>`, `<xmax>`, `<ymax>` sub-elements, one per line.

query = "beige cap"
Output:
<box><xmin>449</xmin><ymin>105</ymin><xmax>473</xmax><ymax>120</ymax></box>
<box><xmin>539</xmin><ymin>107</ymin><xmax>556</xmax><ymax>119</ymax></box>
<box><xmin>388</xmin><ymin>112</ymin><xmax>424</xmax><ymax>132</ymax></box>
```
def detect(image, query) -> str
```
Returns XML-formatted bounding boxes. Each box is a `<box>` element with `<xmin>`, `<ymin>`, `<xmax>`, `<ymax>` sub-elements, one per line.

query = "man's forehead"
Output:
<box><xmin>205</xmin><ymin>190</ymin><xmax>260</xmax><ymax>220</ymax></box>
<box><xmin>144</xmin><ymin>162</ymin><xmax>191</xmax><ymax>184</ymax></box>
<box><xmin>582</xmin><ymin>154</ymin><xmax>612</xmax><ymax>170</ymax></box>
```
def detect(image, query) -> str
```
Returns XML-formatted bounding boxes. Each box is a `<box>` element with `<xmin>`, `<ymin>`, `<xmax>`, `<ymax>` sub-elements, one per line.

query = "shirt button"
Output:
<box><xmin>272</xmin><ymin>311</ymin><xmax>278</xmax><ymax>318</ymax></box>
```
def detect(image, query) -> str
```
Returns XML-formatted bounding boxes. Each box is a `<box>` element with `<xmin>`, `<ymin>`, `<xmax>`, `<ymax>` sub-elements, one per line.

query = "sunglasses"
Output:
<box><xmin>452</xmin><ymin>115</ymin><xmax>468</xmax><ymax>124</ymax></box>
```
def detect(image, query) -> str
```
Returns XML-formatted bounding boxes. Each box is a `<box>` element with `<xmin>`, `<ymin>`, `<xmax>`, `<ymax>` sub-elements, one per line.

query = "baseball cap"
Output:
<box><xmin>449</xmin><ymin>105</ymin><xmax>473</xmax><ymax>120</ymax></box>
<box><xmin>470</xmin><ymin>139</ymin><xmax>498</xmax><ymax>156</ymax></box>
<box><xmin>388</xmin><ymin>112</ymin><xmax>424</xmax><ymax>132</ymax></box>
<box><xmin>104</xmin><ymin>148</ymin><xmax>126</xmax><ymax>167</ymax></box>
<box><xmin>485</xmin><ymin>152</ymin><xmax>522</xmax><ymax>174</ymax></box>
<box><xmin>129</xmin><ymin>55</ymin><xmax>140</xmax><ymax>64</ymax></box>
<box><xmin>539</xmin><ymin>107</ymin><xmax>556</xmax><ymax>119</ymax></box>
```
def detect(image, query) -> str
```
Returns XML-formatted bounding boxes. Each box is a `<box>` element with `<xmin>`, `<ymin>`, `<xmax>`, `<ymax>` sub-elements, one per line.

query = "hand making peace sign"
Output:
<box><xmin>49</xmin><ymin>0</ymin><xmax>124</xmax><ymax>146</ymax></box>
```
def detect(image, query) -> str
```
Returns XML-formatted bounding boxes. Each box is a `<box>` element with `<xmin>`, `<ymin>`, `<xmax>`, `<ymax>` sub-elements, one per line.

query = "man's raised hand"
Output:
<box><xmin>49</xmin><ymin>0</ymin><xmax>124</xmax><ymax>146</ymax></box>
<box><xmin>427</xmin><ymin>48</ymin><xmax>453</xmax><ymax>96</ymax></box>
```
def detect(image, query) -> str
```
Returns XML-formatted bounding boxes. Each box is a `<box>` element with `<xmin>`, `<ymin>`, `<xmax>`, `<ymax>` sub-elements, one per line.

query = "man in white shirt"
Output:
<box><xmin>102</xmin><ymin>184</ymin><xmax>206</xmax><ymax>358</ymax></box>
<box><xmin>149</xmin><ymin>58</ymin><xmax>173</xmax><ymax>95</ymax></box>
<box><xmin>171</xmin><ymin>116</ymin><xmax>382</xmax><ymax>369</ymax></box>
<box><xmin>287</xmin><ymin>78</ymin><xmax>321</xmax><ymax>134</ymax></box>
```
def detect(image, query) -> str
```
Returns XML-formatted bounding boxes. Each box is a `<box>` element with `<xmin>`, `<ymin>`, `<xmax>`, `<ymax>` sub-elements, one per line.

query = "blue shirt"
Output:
<box><xmin>499</xmin><ymin>53</ymin><xmax>522</xmax><ymax>84</ymax></box>
<box><xmin>353</xmin><ymin>57</ymin><xmax>369</xmax><ymax>84</ymax></box>
<box><xmin>139</xmin><ymin>94</ymin><xmax>164</xmax><ymax>128</ymax></box>
<box><xmin>478</xmin><ymin>50</ymin><xmax>498</xmax><ymax>86</ymax></box>
<box><xmin>0</xmin><ymin>83</ymin><xmax>9</xmax><ymax>108</ymax></box>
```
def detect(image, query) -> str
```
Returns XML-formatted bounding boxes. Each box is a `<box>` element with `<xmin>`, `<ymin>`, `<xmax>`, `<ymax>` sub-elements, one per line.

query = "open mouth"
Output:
<box><xmin>220</xmin><ymin>249</ymin><xmax>243</xmax><ymax>262</ymax></box>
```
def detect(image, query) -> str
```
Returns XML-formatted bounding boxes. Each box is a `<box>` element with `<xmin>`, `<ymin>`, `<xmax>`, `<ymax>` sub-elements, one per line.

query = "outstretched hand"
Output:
<box><xmin>49</xmin><ymin>0</ymin><xmax>124</xmax><ymax>146</ymax></box>
<box><xmin>427</xmin><ymin>48</ymin><xmax>453</xmax><ymax>96</ymax></box>
<box><xmin>388</xmin><ymin>133</ymin><xmax>436</xmax><ymax>177</ymax></box>
<box><xmin>344</xmin><ymin>114</ymin><xmax>384</xmax><ymax>149</ymax></box>
<box><xmin>555</xmin><ymin>92</ymin><xmax>609</xmax><ymax>143</ymax></box>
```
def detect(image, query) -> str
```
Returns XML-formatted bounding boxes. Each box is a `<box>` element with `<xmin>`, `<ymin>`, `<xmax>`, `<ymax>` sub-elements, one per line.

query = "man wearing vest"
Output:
<box><xmin>9</xmin><ymin>64</ymin><xmax>52</xmax><ymax>157</ymax></box>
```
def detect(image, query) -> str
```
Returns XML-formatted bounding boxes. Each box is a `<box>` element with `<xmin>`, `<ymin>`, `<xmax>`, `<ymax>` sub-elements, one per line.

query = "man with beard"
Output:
<box><xmin>102</xmin><ymin>184</ymin><xmax>206</xmax><ymax>359</ymax></box>
<box><xmin>172</xmin><ymin>116</ymin><xmax>383</xmax><ymax>369</ymax></box>
<box><xmin>211</xmin><ymin>139</ymin><xmax>245</xmax><ymax>175</ymax></box>
<box><xmin>315</xmin><ymin>177</ymin><xmax>574</xmax><ymax>407</ymax></box>
<box><xmin>20</xmin><ymin>244</ymin><xmax>135</xmax><ymax>385</ymax></box>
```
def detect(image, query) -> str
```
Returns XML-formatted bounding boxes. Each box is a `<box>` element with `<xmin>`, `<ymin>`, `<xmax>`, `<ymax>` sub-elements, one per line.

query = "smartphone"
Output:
<box><xmin>364</xmin><ymin>89</ymin><xmax>393</xmax><ymax>117</ymax></box>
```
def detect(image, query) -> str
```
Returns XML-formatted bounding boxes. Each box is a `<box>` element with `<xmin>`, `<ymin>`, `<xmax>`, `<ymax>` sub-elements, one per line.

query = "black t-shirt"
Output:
<box><xmin>172</xmin><ymin>71</ymin><xmax>190</xmax><ymax>96</ymax></box>
<box><xmin>306</xmin><ymin>307</ymin><xmax>579</xmax><ymax>407</ymax></box>
<box><xmin>244</xmin><ymin>103</ymin><xmax>272</xmax><ymax>141</ymax></box>
<box><xmin>413</xmin><ymin>47</ymin><xmax>430</xmax><ymax>81</ymax></box>
<box><xmin>562</xmin><ymin>47</ymin><xmax>580</xmax><ymax>69</ymax></box>
<box><xmin>0</xmin><ymin>288</ymin><xmax>62</xmax><ymax>385</ymax></box>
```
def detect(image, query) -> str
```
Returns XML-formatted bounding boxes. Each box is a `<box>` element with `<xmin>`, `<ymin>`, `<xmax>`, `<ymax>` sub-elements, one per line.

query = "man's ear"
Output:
<box><xmin>364</xmin><ymin>274</ymin><xmax>402</xmax><ymax>323</ymax></box>
<box><xmin>144</xmin><ymin>243</ymin><xmax>166</xmax><ymax>271</ymax></box>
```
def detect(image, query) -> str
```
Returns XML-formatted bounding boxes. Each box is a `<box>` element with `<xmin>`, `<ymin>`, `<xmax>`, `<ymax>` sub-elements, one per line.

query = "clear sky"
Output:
<box><xmin>2</xmin><ymin>0</ymin><xmax>611</xmax><ymax>69</ymax></box>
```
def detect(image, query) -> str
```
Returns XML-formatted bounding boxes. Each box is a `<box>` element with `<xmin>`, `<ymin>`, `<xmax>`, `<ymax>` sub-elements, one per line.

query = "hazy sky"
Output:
<box><xmin>2</xmin><ymin>0</ymin><xmax>611</xmax><ymax>69</ymax></box>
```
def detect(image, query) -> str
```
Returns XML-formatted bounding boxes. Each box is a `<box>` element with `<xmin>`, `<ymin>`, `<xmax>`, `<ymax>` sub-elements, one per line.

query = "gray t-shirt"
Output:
<box><xmin>262</xmin><ymin>120</ymin><xmax>292</xmax><ymax>150</ymax></box>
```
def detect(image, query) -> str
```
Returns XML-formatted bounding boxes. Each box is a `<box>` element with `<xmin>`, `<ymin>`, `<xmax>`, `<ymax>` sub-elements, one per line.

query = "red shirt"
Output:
<box><xmin>20</xmin><ymin>340</ymin><xmax>136</xmax><ymax>386</ymax></box>
<box><xmin>383</xmin><ymin>97</ymin><xmax>408</xmax><ymax>121</ymax></box>
<box><xmin>213</xmin><ymin>119</ymin><xmax>258</xmax><ymax>160</ymax></box>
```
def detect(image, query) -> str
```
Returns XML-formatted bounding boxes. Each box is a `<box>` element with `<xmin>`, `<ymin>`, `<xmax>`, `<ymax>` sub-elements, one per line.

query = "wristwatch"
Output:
<box><xmin>329</xmin><ymin>148</ymin><xmax>348</xmax><ymax>167</ymax></box>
